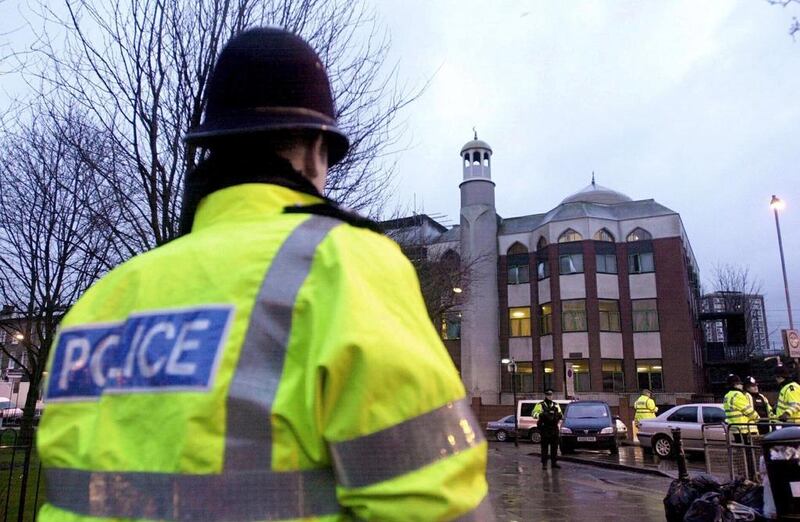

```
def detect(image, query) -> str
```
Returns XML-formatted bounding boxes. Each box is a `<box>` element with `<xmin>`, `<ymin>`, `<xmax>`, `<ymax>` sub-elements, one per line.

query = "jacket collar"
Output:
<box><xmin>192</xmin><ymin>183</ymin><xmax>323</xmax><ymax>232</ymax></box>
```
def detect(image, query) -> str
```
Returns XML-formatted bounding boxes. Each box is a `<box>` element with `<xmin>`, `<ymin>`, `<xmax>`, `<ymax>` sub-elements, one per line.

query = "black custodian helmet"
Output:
<box><xmin>185</xmin><ymin>27</ymin><xmax>349</xmax><ymax>165</ymax></box>
<box><xmin>727</xmin><ymin>374</ymin><xmax>742</xmax><ymax>386</ymax></box>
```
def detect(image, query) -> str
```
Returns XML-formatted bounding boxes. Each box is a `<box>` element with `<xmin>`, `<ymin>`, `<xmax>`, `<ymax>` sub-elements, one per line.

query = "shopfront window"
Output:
<box><xmin>440</xmin><ymin>312</ymin><xmax>461</xmax><ymax>340</ymax></box>
<box><xmin>543</xmin><ymin>361</ymin><xmax>554</xmax><ymax>392</ymax></box>
<box><xmin>637</xmin><ymin>359</ymin><xmax>663</xmax><ymax>391</ymax></box>
<box><xmin>565</xmin><ymin>359</ymin><xmax>590</xmax><ymax>392</ymax></box>
<box><xmin>602</xmin><ymin>360</ymin><xmax>625</xmax><ymax>392</ymax></box>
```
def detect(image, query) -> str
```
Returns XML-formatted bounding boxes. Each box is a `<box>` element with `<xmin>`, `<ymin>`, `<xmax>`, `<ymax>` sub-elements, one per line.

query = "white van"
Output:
<box><xmin>516</xmin><ymin>399</ymin><xmax>573</xmax><ymax>443</ymax></box>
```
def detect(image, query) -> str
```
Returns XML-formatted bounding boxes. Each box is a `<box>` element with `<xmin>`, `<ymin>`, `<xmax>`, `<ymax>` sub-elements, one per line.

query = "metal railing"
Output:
<box><xmin>0</xmin><ymin>429</ymin><xmax>42</xmax><ymax>521</ymax></box>
<box><xmin>702</xmin><ymin>420</ymin><xmax>797</xmax><ymax>482</ymax></box>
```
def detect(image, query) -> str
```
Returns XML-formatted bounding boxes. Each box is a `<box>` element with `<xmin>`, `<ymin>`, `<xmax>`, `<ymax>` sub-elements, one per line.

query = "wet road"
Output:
<box><xmin>487</xmin><ymin>442</ymin><xmax>672</xmax><ymax>521</ymax></box>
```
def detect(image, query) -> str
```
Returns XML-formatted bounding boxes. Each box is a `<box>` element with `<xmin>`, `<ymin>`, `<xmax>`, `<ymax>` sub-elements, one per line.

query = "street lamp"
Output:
<box><xmin>770</xmin><ymin>195</ymin><xmax>794</xmax><ymax>330</ymax></box>
<box><xmin>501</xmin><ymin>357</ymin><xmax>519</xmax><ymax>447</ymax></box>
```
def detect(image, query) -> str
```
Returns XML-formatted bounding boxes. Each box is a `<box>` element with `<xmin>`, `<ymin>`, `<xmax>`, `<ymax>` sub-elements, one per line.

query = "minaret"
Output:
<box><xmin>459</xmin><ymin>132</ymin><xmax>500</xmax><ymax>403</ymax></box>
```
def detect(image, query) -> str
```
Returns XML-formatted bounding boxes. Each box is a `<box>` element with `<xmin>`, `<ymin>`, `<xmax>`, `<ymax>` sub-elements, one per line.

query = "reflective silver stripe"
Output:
<box><xmin>329</xmin><ymin>398</ymin><xmax>484</xmax><ymax>488</ymax></box>
<box><xmin>225</xmin><ymin>215</ymin><xmax>341</xmax><ymax>471</ymax></box>
<box><xmin>45</xmin><ymin>467</ymin><xmax>339</xmax><ymax>521</ymax></box>
<box><xmin>46</xmin><ymin>215</ymin><xmax>345</xmax><ymax>521</ymax></box>
<box><xmin>451</xmin><ymin>495</ymin><xmax>496</xmax><ymax>522</ymax></box>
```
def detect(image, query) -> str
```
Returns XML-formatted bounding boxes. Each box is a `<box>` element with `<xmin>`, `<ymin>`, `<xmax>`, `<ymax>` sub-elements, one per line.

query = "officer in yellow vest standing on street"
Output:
<box><xmin>723</xmin><ymin>374</ymin><xmax>759</xmax><ymax>478</ymax></box>
<box><xmin>633</xmin><ymin>388</ymin><xmax>658</xmax><ymax>441</ymax></box>
<box><xmin>37</xmin><ymin>28</ymin><xmax>492</xmax><ymax>522</ymax></box>
<box><xmin>775</xmin><ymin>365</ymin><xmax>800</xmax><ymax>423</ymax></box>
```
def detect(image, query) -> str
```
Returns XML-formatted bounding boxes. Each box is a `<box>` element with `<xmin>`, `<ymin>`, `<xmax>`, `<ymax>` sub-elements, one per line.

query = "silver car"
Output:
<box><xmin>638</xmin><ymin>403</ymin><xmax>727</xmax><ymax>458</ymax></box>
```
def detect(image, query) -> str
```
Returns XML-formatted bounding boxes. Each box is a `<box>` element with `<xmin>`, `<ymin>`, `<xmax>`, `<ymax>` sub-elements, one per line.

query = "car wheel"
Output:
<box><xmin>495</xmin><ymin>430</ymin><xmax>508</xmax><ymax>442</ymax></box>
<box><xmin>529</xmin><ymin>430</ymin><xmax>542</xmax><ymax>444</ymax></box>
<box><xmin>652</xmin><ymin>435</ymin><xmax>674</xmax><ymax>458</ymax></box>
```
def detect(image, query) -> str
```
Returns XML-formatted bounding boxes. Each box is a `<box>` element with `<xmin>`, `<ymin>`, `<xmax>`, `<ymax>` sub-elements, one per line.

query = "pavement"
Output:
<box><xmin>527</xmin><ymin>442</ymin><xmax>714</xmax><ymax>479</ymax></box>
<box><xmin>487</xmin><ymin>441</ymin><xmax>674</xmax><ymax>521</ymax></box>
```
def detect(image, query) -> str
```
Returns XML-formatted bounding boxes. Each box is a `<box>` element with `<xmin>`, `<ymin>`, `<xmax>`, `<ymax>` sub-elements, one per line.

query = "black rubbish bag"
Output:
<box><xmin>664</xmin><ymin>474</ymin><xmax>723</xmax><ymax>522</ymax></box>
<box><xmin>683</xmin><ymin>492</ymin><xmax>735</xmax><ymax>522</ymax></box>
<box><xmin>720</xmin><ymin>478</ymin><xmax>763</xmax><ymax>511</ymax></box>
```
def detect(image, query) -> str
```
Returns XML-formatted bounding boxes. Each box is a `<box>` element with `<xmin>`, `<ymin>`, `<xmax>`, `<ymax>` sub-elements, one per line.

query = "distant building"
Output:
<box><xmin>387</xmin><ymin>136</ymin><xmax>705</xmax><ymax>405</ymax></box>
<box><xmin>700</xmin><ymin>292</ymin><xmax>770</xmax><ymax>355</ymax></box>
<box><xmin>699</xmin><ymin>291</ymin><xmax>774</xmax><ymax>395</ymax></box>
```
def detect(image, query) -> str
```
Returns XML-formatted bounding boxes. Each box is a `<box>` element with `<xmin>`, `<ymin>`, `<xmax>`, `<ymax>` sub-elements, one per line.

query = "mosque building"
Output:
<box><xmin>385</xmin><ymin>135</ymin><xmax>705</xmax><ymax>406</ymax></box>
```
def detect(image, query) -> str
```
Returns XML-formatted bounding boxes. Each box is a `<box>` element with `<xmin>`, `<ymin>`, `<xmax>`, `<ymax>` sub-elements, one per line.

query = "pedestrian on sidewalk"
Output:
<box><xmin>533</xmin><ymin>390</ymin><xmax>563</xmax><ymax>469</ymax></box>
<box><xmin>36</xmin><ymin>28</ymin><xmax>492</xmax><ymax>522</ymax></box>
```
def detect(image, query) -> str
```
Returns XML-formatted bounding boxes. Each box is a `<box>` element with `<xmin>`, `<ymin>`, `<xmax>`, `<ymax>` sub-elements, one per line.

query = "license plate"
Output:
<box><xmin>577</xmin><ymin>436</ymin><xmax>596</xmax><ymax>442</ymax></box>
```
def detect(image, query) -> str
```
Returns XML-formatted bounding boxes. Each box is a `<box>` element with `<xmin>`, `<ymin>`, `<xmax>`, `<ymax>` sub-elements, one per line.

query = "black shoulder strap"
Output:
<box><xmin>284</xmin><ymin>203</ymin><xmax>384</xmax><ymax>234</ymax></box>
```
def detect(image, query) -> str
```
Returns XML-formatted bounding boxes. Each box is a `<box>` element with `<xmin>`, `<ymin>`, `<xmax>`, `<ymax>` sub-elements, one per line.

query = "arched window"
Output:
<box><xmin>472</xmin><ymin>151</ymin><xmax>481</xmax><ymax>165</ymax></box>
<box><xmin>507</xmin><ymin>242</ymin><xmax>528</xmax><ymax>255</ymax></box>
<box><xmin>536</xmin><ymin>236</ymin><xmax>548</xmax><ymax>250</ymax></box>
<box><xmin>506</xmin><ymin>243</ymin><xmax>529</xmax><ymax>284</ymax></box>
<box><xmin>464</xmin><ymin>154</ymin><xmax>470</xmax><ymax>167</ymax></box>
<box><xmin>626</xmin><ymin>228</ymin><xmax>652</xmax><ymax>242</ymax></box>
<box><xmin>483</xmin><ymin>152</ymin><xmax>490</xmax><ymax>167</ymax></box>
<box><xmin>442</xmin><ymin>249</ymin><xmax>460</xmax><ymax>268</ymax></box>
<box><xmin>593</xmin><ymin>228</ymin><xmax>615</xmax><ymax>242</ymax></box>
<box><xmin>558</xmin><ymin>229</ymin><xmax>583</xmax><ymax>243</ymax></box>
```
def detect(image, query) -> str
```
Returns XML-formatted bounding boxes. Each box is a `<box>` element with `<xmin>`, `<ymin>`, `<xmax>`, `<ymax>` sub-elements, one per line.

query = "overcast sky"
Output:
<box><xmin>374</xmin><ymin>0</ymin><xmax>800</xmax><ymax>346</ymax></box>
<box><xmin>1</xmin><ymin>1</ymin><xmax>798</xmax><ymax>346</ymax></box>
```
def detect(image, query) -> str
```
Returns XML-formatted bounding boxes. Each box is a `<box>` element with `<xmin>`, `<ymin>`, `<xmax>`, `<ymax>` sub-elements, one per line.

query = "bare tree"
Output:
<box><xmin>768</xmin><ymin>0</ymin><xmax>800</xmax><ymax>38</ymax></box>
<box><xmin>0</xmin><ymin>106</ymin><xmax>117</xmax><ymax>442</ymax></box>
<box><xmin>26</xmin><ymin>0</ymin><xmax>419</xmax><ymax>257</ymax></box>
<box><xmin>705</xmin><ymin>264</ymin><xmax>767</xmax><ymax>358</ymax></box>
<box><xmin>382</xmin><ymin>215</ymin><xmax>483</xmax><ymax>329</ymax></box>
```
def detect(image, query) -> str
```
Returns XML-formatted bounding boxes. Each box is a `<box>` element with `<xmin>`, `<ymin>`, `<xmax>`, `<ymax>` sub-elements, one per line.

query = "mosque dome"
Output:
<box><xmin>460</xmin><ymin>139</ymin><xmax>492</xmax><ymax>154</ymax></box>
<box><xmin>560</xmin><ymin>181</ymin><xmax>632</xmax><ymax>205</ymax></box>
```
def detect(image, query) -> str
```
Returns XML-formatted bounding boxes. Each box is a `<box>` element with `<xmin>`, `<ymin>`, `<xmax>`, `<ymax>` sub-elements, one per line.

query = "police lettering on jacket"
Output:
<box><xmin>46</xmin><ymin>306</ymin><xmax>233</xmax><ymax>401</ymax></box>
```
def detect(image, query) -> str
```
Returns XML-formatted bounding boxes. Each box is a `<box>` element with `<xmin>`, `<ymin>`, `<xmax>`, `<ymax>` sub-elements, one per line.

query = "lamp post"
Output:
<box><xmin>770</xmin><ymin>195</ymin><xmax>794</xmax><ymax>330</ymax></box>
<box><xmin>501</xmin><ymin>357</ymin><xmax>518</xmax><ymax>447</ymax></box>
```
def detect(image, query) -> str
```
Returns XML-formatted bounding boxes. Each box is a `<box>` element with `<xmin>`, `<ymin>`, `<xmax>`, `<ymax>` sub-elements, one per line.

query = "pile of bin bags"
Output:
<box><xmin>664</xmin><ymin>474</ymin><xmax>769</xmax><ymax>521</ymax></box>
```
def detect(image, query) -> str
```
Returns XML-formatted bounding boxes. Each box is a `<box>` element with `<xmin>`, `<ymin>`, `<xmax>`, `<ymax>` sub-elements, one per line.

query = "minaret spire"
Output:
<box><xmin>591</xmin><ymin>171</ymin><xmax>596</xmax><ymax>186</ymax></box>
<box><xmin>473</xmin><ymin>126</ymin><xmax>478</xmax><ymax>140</ymax></box>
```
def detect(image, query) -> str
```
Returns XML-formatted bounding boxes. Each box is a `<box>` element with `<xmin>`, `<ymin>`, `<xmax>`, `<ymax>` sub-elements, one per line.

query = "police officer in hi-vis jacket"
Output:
<box><xmin>37</xmin><ymin>28</ymin><xmax>492</xmax><ymax>522</ymax></box>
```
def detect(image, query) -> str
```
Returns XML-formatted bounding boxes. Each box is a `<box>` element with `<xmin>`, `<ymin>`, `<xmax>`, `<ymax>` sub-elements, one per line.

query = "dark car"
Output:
<box><xmin>486</xmin><ymin>415</ymin><xmax>517</xmax><ymax>442</ymax></box>
<box><xmin>559</xmin><ymin>401</ymin><xmax>618</xmax><ymax>454</ymax></box>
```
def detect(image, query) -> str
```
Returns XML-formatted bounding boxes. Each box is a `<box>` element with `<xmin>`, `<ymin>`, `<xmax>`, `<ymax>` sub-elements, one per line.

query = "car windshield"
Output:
<box><xmin>565</xmin><ymin>404</ymin><xmax>608</xmax><ymax>419</ymax></box>
<box><xmin>0</xmin><ymin>401</ymin><xmax>12</xmax><ymax>410</ymax></box>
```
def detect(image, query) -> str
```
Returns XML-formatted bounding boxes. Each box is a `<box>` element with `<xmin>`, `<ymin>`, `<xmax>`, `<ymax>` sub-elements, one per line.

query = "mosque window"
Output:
<box><xmin>562</xmin><ymin>299</ymin><xmax>587</xmax><ymax>332</ymax></box>
<box><xmin>464</xmin><ymin>154</ymin><xmax>470</xmax><ymax>167</ymax></box>
<box><xmin>507</xmin><ymin>243</ymin><xmax>530</xmax><ymax>284</ymax></box>
<box><xmin>536</xmin><ymin>236</ymin><xmax>548</xmax><ymax>250</ymax></box>
<box><xmin>472</xmin><ymin>151</ymin><xmax>481</xmax><ymax>165</ymax></box>
<box><xmin>626</xmin><ymin>227</ymin><xmax>652</xmax><ymax>242</ymax></box>
<box><xmin>483</xmin><ymin>152</ymin><xmax>489</xmax><ymax>167</ymax></box>
<box><xmin>594</xmin><ymin>229</ymin><xmax>615</xmax><ymax>242</ymax></box>
<box><xmin>509</xmin><ymin>307</ymin><xmax>531</xmax><ymax>337</ymax></box>
<box><xmin>559</xmin><ymin>253</ymin><xmax>583</xmax><ymax>275</ymax></box>
<box><xmin>628</xmin><ymin>252</ymin><xmax>654</xmax><ymax>274</ymax></box>
<box><xmin>558</xmin><ymin>229</ymin><xmax>582</xmax><ymax>243</ymax></box>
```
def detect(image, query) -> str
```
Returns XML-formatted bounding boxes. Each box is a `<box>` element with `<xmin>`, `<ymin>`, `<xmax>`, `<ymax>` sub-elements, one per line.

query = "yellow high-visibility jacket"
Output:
<box><xmin>634</xmin><ymin>395</ymin><xmax>658</xmax><ymax>421</ymax></box>
<box><xmin>776</xmin><ymin>381</ymin><xmax>800</xmax><ymax>423</ymax></box>
<box><xmin>37</xmin><ymin>184</ymin><xmax>491</xmax><ymax>522</ymax></box>
<box><xmin>723</xmin><ymin>389</ymin><xmax>759</xmax><ymax>434</ymax></box>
